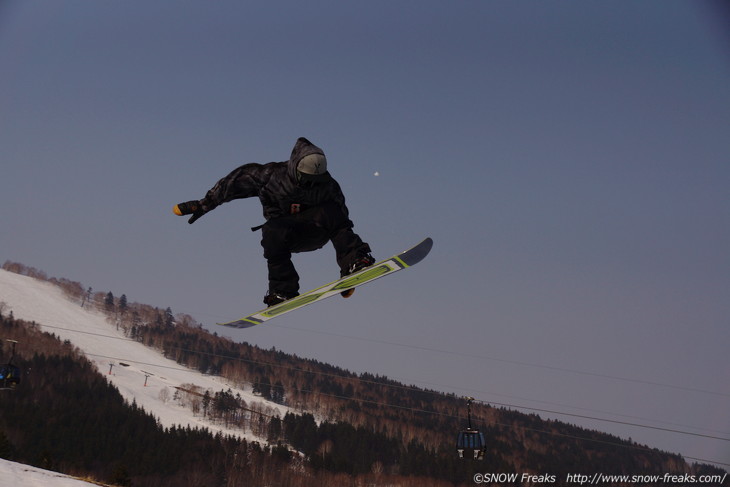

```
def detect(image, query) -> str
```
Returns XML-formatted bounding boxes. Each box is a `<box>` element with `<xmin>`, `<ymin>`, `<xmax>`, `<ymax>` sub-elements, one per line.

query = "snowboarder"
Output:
<box><xmin>174</xmin><ymin>137</ymin><xmax>374</xmax><ymax>306</ymax></box>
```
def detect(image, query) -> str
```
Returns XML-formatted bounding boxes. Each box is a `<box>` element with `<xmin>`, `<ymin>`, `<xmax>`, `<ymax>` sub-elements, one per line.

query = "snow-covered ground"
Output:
<box><xmin>0</xmin><ymin>458</ymin><xmax>100</xmax><ymax>487</ymax></box>
<box><xmin>0</xmin><ymin>268</ymin><xmax>291</xmax><ymax>441</ymax></box>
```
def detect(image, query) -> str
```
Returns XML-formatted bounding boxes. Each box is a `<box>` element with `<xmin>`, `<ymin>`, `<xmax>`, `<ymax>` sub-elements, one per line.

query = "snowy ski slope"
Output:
<box><xmin>0</xmin><ymin>269</ymin><xmax>291</xmax><ymax>441</ymax></box>
<box><xmin>0</xmin><ymin>458</ymin><xmax>102</xmax><ymax>487</ymax></box>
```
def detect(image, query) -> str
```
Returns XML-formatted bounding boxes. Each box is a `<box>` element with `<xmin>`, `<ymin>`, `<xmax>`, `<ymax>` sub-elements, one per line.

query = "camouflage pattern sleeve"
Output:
<box><xmin>200</xmin><ymin>162</ymin><xmax>277</xmax><ymax>211</ymax></box>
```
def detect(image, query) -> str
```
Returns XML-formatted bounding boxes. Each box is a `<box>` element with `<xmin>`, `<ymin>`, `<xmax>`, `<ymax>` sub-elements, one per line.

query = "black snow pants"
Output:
<box><xmin>260</xmin><ymin>201</ymin><xmax>371</xmax><ymax>296</ymax></box>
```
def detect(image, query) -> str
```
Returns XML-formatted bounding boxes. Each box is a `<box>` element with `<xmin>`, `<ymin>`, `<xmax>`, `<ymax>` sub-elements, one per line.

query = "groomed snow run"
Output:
<box><xmin>0</xmin><ymin>269</ymin><xmax>291</xmax><ymax>441</ymax></box>
<box><xmin>0</xmin><ymin>458</ymin><xmax>101</xmax><ymax>487</ymax></box>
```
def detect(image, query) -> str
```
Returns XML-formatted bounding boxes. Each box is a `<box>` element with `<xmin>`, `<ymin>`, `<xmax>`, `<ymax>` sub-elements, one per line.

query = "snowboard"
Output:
<box><xmin>218</xmin><ymin>237</ymin><xmax>433</xmax><ymax>329</ymax></box>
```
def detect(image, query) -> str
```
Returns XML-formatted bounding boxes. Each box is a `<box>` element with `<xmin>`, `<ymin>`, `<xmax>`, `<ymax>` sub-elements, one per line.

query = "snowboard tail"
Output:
<box><xmin>218</xmin><ymin>237</ymin><xmax>433</xmax><ymax>329</ymax></box>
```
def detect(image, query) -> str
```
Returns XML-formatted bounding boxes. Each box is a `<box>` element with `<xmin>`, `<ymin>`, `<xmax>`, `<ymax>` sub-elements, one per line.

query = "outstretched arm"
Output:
<box><xmin>173</xmin><ymin>162</ymin><xmax>273</xmax><ymax>224</ymax></box>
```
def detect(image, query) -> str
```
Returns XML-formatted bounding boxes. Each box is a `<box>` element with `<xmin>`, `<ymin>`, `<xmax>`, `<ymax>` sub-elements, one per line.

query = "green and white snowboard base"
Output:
<box><xmin>218</xmin><ymin>237</ymin><xmax>433</xmax><ymax>329</ymax></box>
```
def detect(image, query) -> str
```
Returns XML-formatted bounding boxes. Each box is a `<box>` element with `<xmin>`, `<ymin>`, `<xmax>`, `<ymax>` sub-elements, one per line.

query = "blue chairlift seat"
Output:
<box><xmin>0</xmin><ymin>364</ymin><xmax>20</xmax><ymax>389</ymax></box>
<box><xmin>457</xmin><ymin>429</ymin><xmax>486</xmax><ymax>460</ymax></box>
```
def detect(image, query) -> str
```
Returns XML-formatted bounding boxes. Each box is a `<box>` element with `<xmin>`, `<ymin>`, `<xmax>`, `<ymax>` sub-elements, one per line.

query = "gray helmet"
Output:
<box><xmin>297</xmin><ymin>153</ymin><xmax>329</xmax><ymax>183</ymax></box>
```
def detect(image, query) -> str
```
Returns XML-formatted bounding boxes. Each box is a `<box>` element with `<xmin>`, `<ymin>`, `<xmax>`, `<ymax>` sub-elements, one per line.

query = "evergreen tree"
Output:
<box><xmin>164</xmin><ymin>307</ymin><xmax>174</xmax><ymax>327</ymax></box>
<box><xmin>111</xmin><ymin>463</ymin><xmax>132</xmax><ymax>487</ymax></box>
<box><xmin>253</xmin><ymin>376</ymin><xmax>272</xmax><ymax>400</ymax></box>
<box><xmin>0</xmin><ymin>430</ymin><xmax>13</xmax><ymax>459</ymax></box>
<box><xmin>272</xmin><ymin>380</ymin><xmax>285</xmax><ymax>404</ymax></box>
<box><xmin>104</xmin><ymin>291</ymin><xmax>115</xmax><ymax>311</ymax></box>
<box><xmin>202</xmin><ymin>390</ymin><xmax>211</xmax><ymax>418</ymax></box>
<box><xmin>119</xmin><ymin>294</ymin><xmax>128</xmax><ymax>313</ymax></box>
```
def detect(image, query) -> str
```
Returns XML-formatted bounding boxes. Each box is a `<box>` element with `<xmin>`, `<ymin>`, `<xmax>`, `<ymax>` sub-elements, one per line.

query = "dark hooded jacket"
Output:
<box><xmin>201</xmin><ymin>138</ymin><xmax>350</xmax><ymax>222</ymax></box>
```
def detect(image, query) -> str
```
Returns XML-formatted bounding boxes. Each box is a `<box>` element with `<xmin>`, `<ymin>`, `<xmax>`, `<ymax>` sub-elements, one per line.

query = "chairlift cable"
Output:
<box><xmin>5</xmin><ymin>321</ymin><xmax>729</xmax><ymax>467</ymax></box>
<box><xmin>21</xmin><ymin>320</ymin><xmax>730</xmax><ymax>443</ymax></box>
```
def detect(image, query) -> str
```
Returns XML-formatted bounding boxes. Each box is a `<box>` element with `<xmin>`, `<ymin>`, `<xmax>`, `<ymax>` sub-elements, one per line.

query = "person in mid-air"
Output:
<box><xmin>174</xmin><ymin>137</ymin><xmax>374</xmax><ymax>306</ymax></box>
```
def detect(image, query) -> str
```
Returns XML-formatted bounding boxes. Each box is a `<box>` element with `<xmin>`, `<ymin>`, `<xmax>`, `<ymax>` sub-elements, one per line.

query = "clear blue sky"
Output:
<box><xmin>1</xmin><ymin>0</ymin><xmax>728</xmax><ymax>467</ymax></box>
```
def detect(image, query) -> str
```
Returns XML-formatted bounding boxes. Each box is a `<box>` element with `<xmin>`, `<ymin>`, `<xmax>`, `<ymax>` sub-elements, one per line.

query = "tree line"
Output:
<box><xmin>1</xmin><ymin>262</ymin><xmax>726</xmax><ymax>486</ymax></box>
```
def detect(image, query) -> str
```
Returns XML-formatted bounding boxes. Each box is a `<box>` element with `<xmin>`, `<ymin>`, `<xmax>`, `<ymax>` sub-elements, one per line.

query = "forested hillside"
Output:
<box><xmin>0</xmin><ymin>262</ymin><xmax>726</xmax><ymax>486</ymax></box>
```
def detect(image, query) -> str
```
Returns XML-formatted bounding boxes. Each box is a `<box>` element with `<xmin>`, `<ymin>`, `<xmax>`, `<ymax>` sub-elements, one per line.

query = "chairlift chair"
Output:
<box><xmin>0</xmin><ymin>340</ymin><xmax>20</xmax><ymax>390</ymax></box>
<box><xmin>456</xmin><ymin>397</ymin><xmax>486</xmax><ymax>460</ymax></box>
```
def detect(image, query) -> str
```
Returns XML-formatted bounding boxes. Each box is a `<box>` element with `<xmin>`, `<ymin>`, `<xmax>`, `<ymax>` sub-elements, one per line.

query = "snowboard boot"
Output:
<box><xmin>340</xmin><ymin>253</ymin><xmax>375</xmax><ymax>298</ymax></box>
<box><xmin>264</xmin><ymin>290</ymin><xmax>298</xmax><ymax>307</ymax></box>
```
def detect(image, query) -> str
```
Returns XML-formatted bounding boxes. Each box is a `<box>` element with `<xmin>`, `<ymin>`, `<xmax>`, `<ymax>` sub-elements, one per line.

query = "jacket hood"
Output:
<box><xmin>288</xmin><ymin>137</ymin><xmax>326</xmax><ymax>179</ymax></box>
